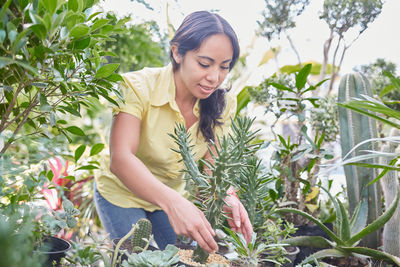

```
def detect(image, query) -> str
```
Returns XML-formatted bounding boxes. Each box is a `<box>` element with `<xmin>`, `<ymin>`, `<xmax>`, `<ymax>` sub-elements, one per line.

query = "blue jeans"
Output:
<box><xmin>93</xmin><ymin>183</ymin><xmax>176</xmax><ymax>249</ymax></box>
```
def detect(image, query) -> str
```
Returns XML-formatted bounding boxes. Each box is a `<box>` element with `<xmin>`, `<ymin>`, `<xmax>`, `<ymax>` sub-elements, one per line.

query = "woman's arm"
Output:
<box><xmin>109</xmin><ymin>112</ymin><xmax>218</xmax><ymax>253</ymax></box>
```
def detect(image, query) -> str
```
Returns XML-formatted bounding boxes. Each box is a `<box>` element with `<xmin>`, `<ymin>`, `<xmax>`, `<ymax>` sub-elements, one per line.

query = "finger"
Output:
<box><xmin>191</xmin><ymin>228</ymin><xmax>217</xmax><ymax>253</ymax></box>
<box><xmin>229</xmin><ymin>199</ymin><xmax>241</xmax><ymax>229</ymax></box>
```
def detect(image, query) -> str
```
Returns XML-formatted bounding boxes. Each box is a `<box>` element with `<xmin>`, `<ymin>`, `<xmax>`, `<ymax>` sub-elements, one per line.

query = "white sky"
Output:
<box><xmin>101</xmin><ymin>0</ymin><xmax>400</xmax><ymax>86</ymax></box>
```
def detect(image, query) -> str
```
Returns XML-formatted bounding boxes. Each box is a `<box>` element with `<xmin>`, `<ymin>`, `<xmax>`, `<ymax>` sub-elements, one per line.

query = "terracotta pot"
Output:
<box><xmin>34</xmin><ymin>235</ymin><xmax>71</xmax><ymax>267</ymax></box>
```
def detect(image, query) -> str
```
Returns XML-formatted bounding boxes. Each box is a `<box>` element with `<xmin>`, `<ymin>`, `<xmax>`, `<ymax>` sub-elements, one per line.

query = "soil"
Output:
<box><xmin>178</xmin><ymin>248</ymin><xmax>230</xmax><ymax>266</ymax></box>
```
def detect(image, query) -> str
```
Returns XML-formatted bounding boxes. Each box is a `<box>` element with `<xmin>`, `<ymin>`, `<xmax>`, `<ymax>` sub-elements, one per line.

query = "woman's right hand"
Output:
<box><xmin>161</xmin><ymin>193</ymin><xmax>218</xmax><ymax>253</ymax></box>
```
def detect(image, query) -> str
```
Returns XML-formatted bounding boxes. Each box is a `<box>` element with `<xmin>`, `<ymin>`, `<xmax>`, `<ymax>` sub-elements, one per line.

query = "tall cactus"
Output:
<box><xmin>380</xmin><ymin>129</ymin><xmax>400</xmax><ymax>256</ymax></box>
<box><xmin>337</xmin><ymin>72</ymin><xmax>382</xmax><ymax>248</ymax></box>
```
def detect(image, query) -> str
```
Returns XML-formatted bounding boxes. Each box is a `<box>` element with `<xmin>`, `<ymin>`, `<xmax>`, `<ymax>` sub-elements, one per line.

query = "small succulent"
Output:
<box><xmin>40</xmin><ymin>199</ymin><xmax>80</xmax><ymax>235</ymax></box>
<box><xmin>121</xmin><ymin>244</ymin><xmax>181</xmax><ymax>267</ymax></box>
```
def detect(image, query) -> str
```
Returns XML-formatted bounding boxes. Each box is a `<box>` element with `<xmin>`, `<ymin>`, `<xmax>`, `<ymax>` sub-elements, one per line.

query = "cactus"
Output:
<box><xmin>112</xmin><ymin>218</ymin><xmax>153</xmax><ymax>267</ymax></box>
<box><xmin>338</xmin><ymin>72</ymin><xmax>382</xmax><ymax>248</ymax></box>
<box><xmin>121</xmin><ymin>244</ymin><xmax>180</xmax><ymax>267</ymax></box>
<box><xmin>131</xmin><ymin>218</ymin><xmax>152</xmax><ymax>252</ymax></box>
<box><xmin>170</xmin><ymin>116</ymin><xmax>260</xmax><ymax>264</ymax></box>
<box><xmin>380</xmin><ymin>129</ymin><xmax>400</xmax><ymax>257</ymax></box>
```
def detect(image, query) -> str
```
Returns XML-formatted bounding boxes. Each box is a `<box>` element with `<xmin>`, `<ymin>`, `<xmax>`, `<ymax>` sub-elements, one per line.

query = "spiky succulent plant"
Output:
<box><xmin>170</xmin><ymin>116</ymin><xmax>260</xmax><ymax>263</ymax></box>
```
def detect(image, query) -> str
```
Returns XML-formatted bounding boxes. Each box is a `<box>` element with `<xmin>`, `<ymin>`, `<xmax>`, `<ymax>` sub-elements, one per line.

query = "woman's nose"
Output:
<box><xmin>206</xmin><ymin>68</ymin><xmax>219</xmax><ymax>84</ymax></box>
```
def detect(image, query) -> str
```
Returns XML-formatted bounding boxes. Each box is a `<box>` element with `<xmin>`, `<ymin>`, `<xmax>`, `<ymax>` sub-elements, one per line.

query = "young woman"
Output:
<box><xmin>94</xmin><ymin>10</ymin><xmax>252</xmax><ymax>253</ymax></box>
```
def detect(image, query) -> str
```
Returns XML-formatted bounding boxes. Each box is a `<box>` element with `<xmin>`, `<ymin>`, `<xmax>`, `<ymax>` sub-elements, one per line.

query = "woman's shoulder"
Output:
<box><xmin>120</xmin><ymin>64</ymin><xmax>171</xmax><ymax>92</ymax></box>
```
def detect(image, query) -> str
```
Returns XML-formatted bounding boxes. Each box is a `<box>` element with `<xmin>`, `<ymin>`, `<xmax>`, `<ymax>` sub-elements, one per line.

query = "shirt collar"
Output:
<box><xmin>150</xmin><ymin>63</ymin><xmax>200</xmax><ymax>118</ymax></box>
<box><xmin>150</xmin><ymin>63</ymin><xmax>176</xmax><ymax>108</ymax></box>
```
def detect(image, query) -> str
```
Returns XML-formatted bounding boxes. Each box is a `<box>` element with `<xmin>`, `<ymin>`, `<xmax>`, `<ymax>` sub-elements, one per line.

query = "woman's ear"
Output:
<box><xmin>171</xmin><ymin>44</ymin><xmax>181</xmax><ymax>64</ymax></box>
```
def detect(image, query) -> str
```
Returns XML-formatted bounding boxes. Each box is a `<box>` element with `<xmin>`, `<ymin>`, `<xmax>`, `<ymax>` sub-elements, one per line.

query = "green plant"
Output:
<box><xmin>275</xmin><ymin>186</ymin><xmax>400</xmax><ymax>265</ymax></box>
<box><xmin>170</xmin><ymin>116</ymin><xmax>260</xmax><ymax>264</ymax></box>
<box><xmin>259</xmin><ymin>218</ymin><xmax>297</xmax><ymax>266</ymax></box>
<box><xmin>130</xmin><ymin>217</ymin><xmax>152</xmax><ymax>252</ymax></box>
<box><xmin>379</xmin><ymin>130</ymin><xmax>400</xmax><ymax>257</ymax></box>
<box><xmin>112</xmin><ymin>218</ymin><xmax>153</xmax><ymax>267</ymax></box>
<box><xmin>247</xmin><ymin>64</ymin><xmax>334</xmax><ymax>225</ymax></box>
<box><xmin>40</xmin><ymin>198</ymin><xmax>80</xmax><ymax>236</ymax></box>
<box><xmin>0</xmin><ymin>206</ymin><xmax>45</xmax><ymax>267</ymax></box>
<box><xmin>223</xmin><ymin>228</ymin><xmax>270</xmax><ymax>267</ymax></box>
<box><xmin>337</xmin><ymin>72</ymin><xmax>382</xmax><ymax>248</ymax></box>
<box><xmin>0</xmin><ymin>0</ymin><xmax>125</xmax><ymax>155</ymax></box>
<box><xmin>121</xmin><ymin>244</ymin><xmax>181</xmax><ymax>267</ymax></box>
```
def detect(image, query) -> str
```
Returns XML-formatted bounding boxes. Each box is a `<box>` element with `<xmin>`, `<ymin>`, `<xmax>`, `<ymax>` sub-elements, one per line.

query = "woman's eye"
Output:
<box><xmin>199</xmin><ymin>62</ymin><xmax>209</xmax><ymax>68</ymax></box>
<box><xmin>221</xmin><ymin>66</ymin><xmax>230</xmax><ymax>70</ymax></box>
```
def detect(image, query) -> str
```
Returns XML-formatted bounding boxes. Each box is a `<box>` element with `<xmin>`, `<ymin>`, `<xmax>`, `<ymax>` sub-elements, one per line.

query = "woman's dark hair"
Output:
<box><xmin>170</xmin><ymin>11</ymin><xmax>240</xmax><ymax>142</ymax></box>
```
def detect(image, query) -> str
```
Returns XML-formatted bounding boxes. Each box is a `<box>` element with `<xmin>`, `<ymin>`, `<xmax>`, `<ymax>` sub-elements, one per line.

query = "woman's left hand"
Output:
<box><xmin>223</xmin><ymin>190</ymin><xmax>253</xmax><ymax>243</ymax></box>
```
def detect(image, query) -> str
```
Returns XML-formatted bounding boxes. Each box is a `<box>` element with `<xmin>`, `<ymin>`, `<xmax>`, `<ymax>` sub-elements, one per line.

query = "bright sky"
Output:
<box><xmin>101</xmin><ymin>0</ymin><xmax>400</xmax><ymax>85</ymax></box>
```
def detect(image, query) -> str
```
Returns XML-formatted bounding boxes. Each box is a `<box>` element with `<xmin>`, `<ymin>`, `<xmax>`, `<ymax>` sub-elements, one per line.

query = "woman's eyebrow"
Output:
<box><xmin>198</xmin><ymin>55</ymin><xmax>232</xmax><ymax>63</ymax></box>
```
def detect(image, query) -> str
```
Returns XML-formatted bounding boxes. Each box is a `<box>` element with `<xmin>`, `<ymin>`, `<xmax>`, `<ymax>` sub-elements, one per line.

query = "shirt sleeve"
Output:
<box><xmin>112</xmin><ymin>73</ymin><xmax>149</xmax><ymax>120</ymax></box>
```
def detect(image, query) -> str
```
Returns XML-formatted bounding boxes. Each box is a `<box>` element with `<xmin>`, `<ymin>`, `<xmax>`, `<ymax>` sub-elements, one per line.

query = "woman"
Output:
<box><xmin>94</xmin><ymin>10</ymin><xmax>252</xmax><ymax>253</ymax></box>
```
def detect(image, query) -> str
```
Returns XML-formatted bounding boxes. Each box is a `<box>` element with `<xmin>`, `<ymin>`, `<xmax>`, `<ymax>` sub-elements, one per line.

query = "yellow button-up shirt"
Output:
<box><xmin>95</xmin><ymin>64</ymin><xmax>237</xmax><ymax>211</ymax></box>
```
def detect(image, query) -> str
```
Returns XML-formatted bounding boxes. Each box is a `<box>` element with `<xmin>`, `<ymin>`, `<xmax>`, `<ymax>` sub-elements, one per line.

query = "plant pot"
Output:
<box><xmin>112</xmin><ymin>238</ymin><xmax>231</xmax><ymax>267</ymax></box>
<box><xmin>175</xmin><ymin>243</ymin><xmax>231</xmax><ymax>267</ymax></box>
<box><xmin>292</xmin><ymin>223</ymin><xmax>333</xmax><ymax>265</ymax></box>
<box><xmin>34</xmin><ymin>235</ymin><xmax>71</xmax><ymax>267</ymax></box>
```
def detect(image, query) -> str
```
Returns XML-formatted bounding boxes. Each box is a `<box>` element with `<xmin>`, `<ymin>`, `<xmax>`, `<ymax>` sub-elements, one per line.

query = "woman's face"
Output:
<box><xmin>172</xmin><ymin>34</ymin><xmax>233</xmax><ymax>100</ymax></box>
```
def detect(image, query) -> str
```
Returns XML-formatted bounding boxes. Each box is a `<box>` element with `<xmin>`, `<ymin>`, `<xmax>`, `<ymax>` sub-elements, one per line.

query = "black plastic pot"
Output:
<box><xmin>34</xmin><ymin>236</ymin><xmax>71</xmax><ymax>267</ymax></box>
<box><xmin>292</xmin><ymin>223</ymin><xmax>333</xmax><ymax>265</ymax></box>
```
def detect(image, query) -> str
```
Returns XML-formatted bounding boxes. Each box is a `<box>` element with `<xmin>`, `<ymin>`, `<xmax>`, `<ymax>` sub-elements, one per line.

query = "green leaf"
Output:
<box><xmin>42</xmin><ymin>0</ymin><xmax>57</xmax><ymax>15</ymax></box>
<box><xmin>74</xmin><ymin>144</ymin><xmax>86</xmax><ymax>162</ymax></box>
<box><xmin>30</xmin><ymin>24</ymin><xmax>47</xmax><ymax>40</ymax></box>
<box><xmin>65</xmin><ymin>126</ymin><xmax>85</xmax><ymax>136</ymax></box>
<box><xmin>302</xmin><ymin>249</ymin><xmax>347</xmax><ymax>264</ymax></box>
<box><xmin>76</xmin><ymin>165</ymin><xmax>98</xmax><ymax>170</ymax></box>
<box><xmin>95</xmin><ymin>63</ymin><xmax>119</xmax><ymax>78</ymax></box>
<box><xmin>68</xmin><ymin>0</ymin><xmax>78</xmax><ymax>11</ymax></box>
<box><xmin>283</xmin><ymin>236</ymin><xmax>332</xmax><ymax>248</ymax></box>
<box><xmin>90</xmin><ymin>143</ymin><xmax>104</xmax><ymax>156</ymax></box>
<box><xmin>69</xmin><ymin>24</ymin><xmax>90</xmax><ymax>38</ymax></box>
<box><xmin>0</xmin><ymin>57</ymin><xmax>39</xmax><ymax>75</ymax></box>
<box><xmin>90</xmin><ymin>18</ymin><xmax>109</xmax><ymax>32</ymax></box>
<box><xmin>0</xmin><ymin>29</ymin><xmax>6</xmax><ymax>43</ymax></box>
<box><xmin>347</xmin><ymin>186</ymin><xmax>400</xmax><ymax>245</ymax></box>
<box><xmin>339</xmin><ymin>246</ymin><xmax>400</xmax><ymax>266</ymax></box>
<box><xmin>72</xmin><ymin>36</ymin><xmax>91</xmax><ymax>50</ymax></box>
<box><xmin>296</xmin><ymin>64</ymin><xmax>312</xmax><ymax>90</ymax></box>
<box><xmin>275</xmin><ymin>208</ymin><xmax>343</xmax><ymax>245</ymax></box>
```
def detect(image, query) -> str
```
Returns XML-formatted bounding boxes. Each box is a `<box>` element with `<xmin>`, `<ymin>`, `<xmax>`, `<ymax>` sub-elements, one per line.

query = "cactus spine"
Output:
<box><xmin>380</xmin><ymin>129</ymin><xmax>400</xmax><ymax>257</ymax></box>
<box><xmin>338</xmin><ymin>72</ymin><xmax>382</xmax><ymax>248</ymax></box>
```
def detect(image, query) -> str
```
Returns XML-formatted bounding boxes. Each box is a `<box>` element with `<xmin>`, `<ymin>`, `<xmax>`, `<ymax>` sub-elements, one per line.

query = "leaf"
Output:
<box><xmin>90</xmin><ymin>18</ymin><xmax>110</xmax><ymax>32</ymax></box>
<box><xmin>69</xmin><ymin>24</ymin><xmax>90</xmax><ymax>38</ymax></box>
<box><xmin>74</xmin><ymin>144</ymin><xmax>86</xmax><ymax>162</ymax></box>
<box><xmin>95</xmin><ymin>63</ymin><xmax>119</xmax><ymax>78</ymax></box>
<box><xmin>42</xmin><ymin>0</ymin><xmax>57</xmax><ymax>15</ymax></box>
<box><xmin>275</xmin><ymin>208</ymin><xmax>343</xmax><ymax>245</ymax></box>
<box><xmin>65</xmin><ymin>126</ymin><xmax>85</xmax><ymax>136</ymax></box>
<box><xmin>90</xmin><ymin>143</ymin><xmax>104</xmax><ymax>156</ymax></box>
<box><xmin>346</xmin><ymin>186</ymin><xmax>400</xmax><ymax>245</ymax></box>
<box><xmin>295</xmin><ymin>63</ymin><xmax>312</xmax><ymax>90</ymax></box>
<box><xmin>0</xmin><ymin>57</ymin><xmax>39</xmax><ymax>75</ymax></box>
<box><xmin>0</xmin><ymin>29</ymin><xmax>6</xmax><ymax>44</ymax></box>
<box><xmin>339</xmin><ymin>246</ymin><xmax>400</xmax><ymax>266</ymax></box>
<box><xmin>305</xmin><ymin>187</ymin><xmax>319</xmax><ymax>202</ymax></box>
<box><xmin>283</xmin><ymin>236</ymin><xmax>332</xmax><ymax>248</ymax></box>
<box><xmin>76</xmin><ymin>165</ymin><xmax>98</xmax><ymax>170</ymax></box>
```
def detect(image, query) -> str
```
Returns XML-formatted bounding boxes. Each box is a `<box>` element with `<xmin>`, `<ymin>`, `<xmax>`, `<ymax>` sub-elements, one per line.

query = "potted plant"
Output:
<box><xmin>170</xmin><ymin>116</ymin><xmax>260</xmax><ymax>265</ymax></box>
<box><xmin>275</xmin><ymin>186</ymin><xmax>400</xmax><ymax>266</ymax></box>
<box><xmin>34</xmin><ymin>198</ymin><xmax>80</xmax><ymax>266</ymax></box>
